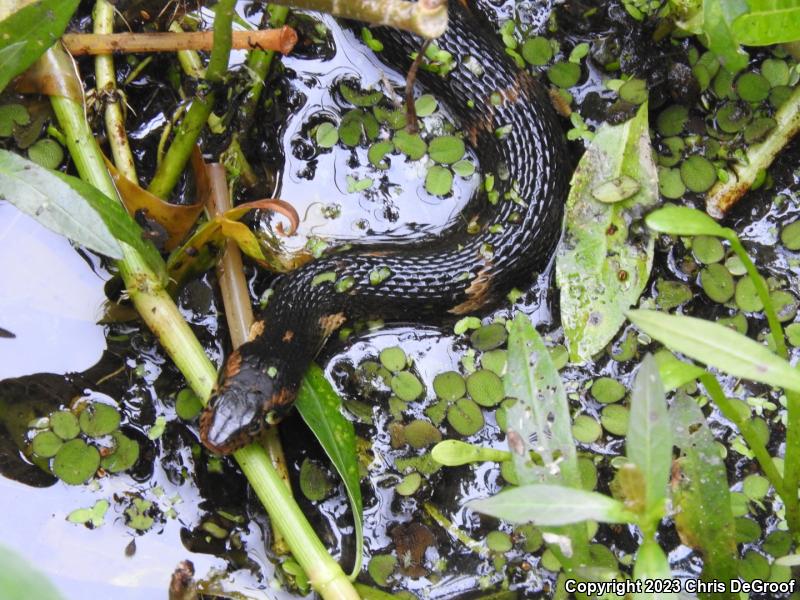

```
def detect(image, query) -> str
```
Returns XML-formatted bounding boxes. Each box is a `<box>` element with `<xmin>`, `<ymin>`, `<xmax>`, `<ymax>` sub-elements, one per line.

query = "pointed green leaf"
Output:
<box><xmin>626</xmin><ymin>354</ymin><xmax>671</xmax><ymax>519</ymax></box>
<box><xmin>703</xmin><ymin>0</ymin><xmax>749</xmax><ymax>72</ymax></box>
<box><xmin>654</xmin><ymin>350</ymin><xmax>705</xmax><ymax>391</ymax></box>
<box><xmin>633</xmin><ymin>540</ymin><xmax>676</xmax><ymax>600</ymax></box>
<box><xmin>468</xmin><ymin>484</ymin><xmax>637</xmax><ymax>526</ymax></box>
<box><xmin>295</xmin><ymin>363</ymin><xmax>363</xmax><ymax>577</ymax></box>
<box><xmin>0</xmin><ymin>544</ymin><xmax>63</xmax><ymax>600</ymax></box>
<box><xmin>670</xmin><ymin>394</ymin><xmax>738</xmax><ymax>596</ymax></box>
<box><xmin>505</xmin><ymin>313</ymin><xmax>579</xmax><ymax>487</ymax></box>
<box><xmin>645</xmin><ymin>205</ymin><xmax>731</xmax><ymax>239</ymax></box>
<box><xmin>0</xmin><ymin>149</ymin><xmax>122</xmax><ymax>259</ymax></box>
<box><xmin>628</xmin><ymin>309</ymin><xmax>800</xmax><ymax>392</ymax></box>
<box><xmin>556</xmin><ymin>103</ymin><xmax>658</xmax><ymax>361</ymax></box>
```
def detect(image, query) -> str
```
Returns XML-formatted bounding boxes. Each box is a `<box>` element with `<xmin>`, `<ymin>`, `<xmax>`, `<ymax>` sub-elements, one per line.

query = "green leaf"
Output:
<box><xmin>626</xmin><ymin>354</ymin><xmax>671</xmax><ymax>521</ymax></box>
<box><xmin>556</xmin><ymin>103</ymin><xmax>658</xmax><ymax>362</ymax></box>
<box><xmin>295</xmin><ymin>363</ymin><xmax>363</xmax><ymax>578</ymax></box>
<box><xmin>0</xmin><ymin>544</ymin><xmax>64</xmax><ymax>600</ymax></box>
<box><xmin>0</xmin><ymin>0</ymin><xmax>81</xmax><ymax>93</ymax></box>
<box><xmin>52</xmin><ymin>169</ymin><xmax>166</xmax><ymax>280</ymax></box>
<box><xmin>654</xmin><ymin>350</ymin><xmax>705</xmax><ymax>391</ymax></box>
<box><xmin>670</xmin><ymin>394</ymin><xmax>738</xmax><ymax>596</ymax></box>
<box><xmin>645</xmin><ymin>205</ymin><xmax>731</xmax><ymax>239</ymax></box>
<box><xmin>468</xmin><ymin>483</ymin><xmax>637</xmax><ymax>526</ymax></box>
<box><xmin>424</xmin><ymin>165</ymin><xmax>453</xmax><ymax>196</ymax></box>
<box><xmin>632</xmin><ymin>540</ymin><xmax>676</xmax><ymax>600</ymax></box>
<box><xmin>702</xmin><ymin>0</ymin><xmax>749</xmax><ymax>72</ymax></box>
<box><xmin>504</xmin><ymin>313</ymin><xmax>580</xmax><ymax>487</ymax></box>
<box><xmin>627</xmin><ymin>309</ymin><xmax>800</xmax><ymax>393</ymax></box>
<box><xmin>732</xmin><ymin>0</ymin><xmax>800</xmax><ymax>45</ymax></box>
<box><xmin>0</xmin><ymin>149</ymin><xmax>121</xmax><ymax>259</ymax></box>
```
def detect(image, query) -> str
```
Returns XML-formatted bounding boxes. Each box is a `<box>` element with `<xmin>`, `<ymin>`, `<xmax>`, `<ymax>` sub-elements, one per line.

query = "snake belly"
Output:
<box><xmin>199</xmin><ymin>1</ymin><xmax>570</xmax><ymax>454</ymax></box>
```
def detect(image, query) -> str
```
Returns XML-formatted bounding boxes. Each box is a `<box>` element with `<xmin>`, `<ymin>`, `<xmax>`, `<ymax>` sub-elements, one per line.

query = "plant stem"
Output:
<box><xmin>63</xmin><ymin>27</ymin><xmax>297</xmax><ymax>56</ymax></box>
<box><xmin>205</xmin><ymin>163</ymin><xmax>293</xmax><ymax>556</ymax></box>
<box><xmin>48</xmin><ymin>41</ymin><xmax>359</xmax><ymax>600</ymax></box>
<box><xmin>168</xmin><ymin>21</ymin><xmax>206</xmax><ymax>79</ymax></box>
<box><xmin>725</xmin><ymin>235</ymin><xmax>800</xmax><ymax>534</ymax></box>
<box><xmin>266</xmin><ymin>0</ymin><xmax>448</xmax><ymax>38</ymax></box>
<box><xmin>726</xmin><ymin>235</ymin><xmax>788</xmax><ymax>359</ymax></box>
<box><xmin>148</xmin><ymin>0</ymin><xmax>237</xmax><ymax>199</ymax></box>
<box><xmin>707</xmin><ymin>85</ymin><xmax>800</xmax><ymax>217</ymax></box>
<box><xmin>701</xmin><ymin>375</ymin><xmax>785</xmax><ymax>495</ymax></box>
<box><xmin>93</xmin><ymin>0</ymin><xmax>137</xmax><ymax>182</ymax></box>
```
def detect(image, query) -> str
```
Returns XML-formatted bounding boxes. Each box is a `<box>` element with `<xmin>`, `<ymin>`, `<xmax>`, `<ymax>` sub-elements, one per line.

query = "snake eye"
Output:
<box><xmin>265</xmin><ymin>410</ymin><xmax>281</xmax><ymax>425</ymax></box>
<box><xmin>248</xmin><ymin>420</ymin><xmax>262</xmax><ymax>435</ymax></box>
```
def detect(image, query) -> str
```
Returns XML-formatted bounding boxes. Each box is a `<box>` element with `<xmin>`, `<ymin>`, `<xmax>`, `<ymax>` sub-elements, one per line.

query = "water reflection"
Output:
<box><xmin>0</xmin><ymin>203</ymin><xmax>107</xmax><ymax>380</ymax></box>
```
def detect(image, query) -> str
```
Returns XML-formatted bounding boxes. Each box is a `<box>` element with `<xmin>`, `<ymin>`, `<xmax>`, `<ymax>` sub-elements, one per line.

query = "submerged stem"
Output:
<box><xmin>93</xmin><ymin>0</ymin><xmax>137</xmax><ymax>181</ymax></box>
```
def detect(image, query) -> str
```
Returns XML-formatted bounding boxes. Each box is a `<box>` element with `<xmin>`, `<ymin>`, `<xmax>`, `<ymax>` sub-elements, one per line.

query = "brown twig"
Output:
<box><xmin>404</xmin><ymin>38</ymin><xmax>431</xmax><ymax>134</ymax></box>
<box><xmin>62</xmin><ymin>26</ymin><xmax>298</xmax><ymax>56</ymax></box>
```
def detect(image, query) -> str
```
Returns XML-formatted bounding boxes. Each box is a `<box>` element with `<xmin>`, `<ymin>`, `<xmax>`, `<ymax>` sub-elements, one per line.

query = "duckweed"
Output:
<box><xmin>396</xmin><ymin>472</ymin><xmax>422</xmax><ymax>495</ymax></box>
<box><xmin>736</xmin><ymin>72</ymin><xmax>770</xmax><ymax>103</ymax></box>
<box><xmin>31</xmin><ymin>431</ymin><xmax>62</xmax><ymax>458</ymax></box>
<box><xmin>391</xmin><ymin>371</ymin><xmax>424</xmax><ymax>401</ymax></box>
<box><xmin>656</xmin><ymin>105</ymin><xmax>688</xmax><ymax>137</ymax></box>
<box><xmin>368</xmin><ymin>554</ymin><xmax>397</xmax><ymax>586</ymax></box>
<box><xmin>404</xmin><ymin>420</ymin><xmax>442</xmax><ymax>448</ymax></box>
<box><xmin>572</xmin><ymin>414</ymin><xmax>602</xmax><ymax>443</ymax></box>
<box><xmin>521</xmin><ymin>36</ymin><xmax>552</xmax><ymax>66</ymax></box>
<box><xmin>100</xmin><ymin>432</ymin><xmax>140</xmax><ymax>473</ymax></box>
<box><xmin>466</xmin><ymin>370</ymin><xmax>504</xmax><ymax>407</ymax></box>
<box><xmin>547</xmin><ymin>61</ymin><xmax>581</xmax><ymax>88</ymax></box>
<box><xmin>700</xmin><ymin>263</ymin><xmax>735</xmax><ymax>303</ymax></box>
<box><xmin>433</xmin><ymin>371</ymin><xmax>466</xmax><ymax>401</ymax></box>
<box><xmin>770</xmin><ymin>290</ymin><xmax>798</xmax><ymax>321</ymax></box>
<box><xmin>680</xmin><ymin>155</ymin><xmax>717</xmax><ymax>193</ymax></box>
<box><xmin>734</xmin><ymin>277</ymin><xmax>763</xmax><ymax>312</ymax></box>
<box><xmin>481</xmin><ymin>349</ymin><xmax>507</xmax><ymax>376</ymax></box>
<box><xmin>53</xmin><ymin>439</ymin><xmax>100</xmax><ymax>485</ymax></box>
<box><xmin>50</xmin><ymin>410</ymin><xmax>80</xmax><ymax>440</ymax></box>
<box><xmin>470</xmin><ymin>322</ymin><xmax>507</xmax><ymax>351</ymax></box>
<box><xmin>447</xmin><ymin>398</ymin><xmax>484</xmax><ymax>436</ymax></box>
<box><xmin>380</xmin><ymin>346</ymin><xmax>407</xmax><ymax>372</ymax></box>
<box><xmin>692</xmin><ymin>235</ymin><xmax>725</xmax><ymax>263</ymax></box>
<box><xmin>658</xmin><ymin>167</ymin><xmax>686</xmax><ymax>199</ymax></box>
<box><xmin>78</xmin><ymin>402</ymin><xmax>121</xmax><ymax>438</ymax></box>
<box><xmin>600</xmin><ymin>404</ymin><xmax>629</xmax><ymax>436</ymax></box>
<box><xmin>299</xmin><ymin>458</ymin><xmax>332</xmax><ymax>501</ymax></box>
<box><xmin>591</xmin><ymin>377</ymin><xmax>626</xmax><ymax>404</ymax></box>
<box><xmin>780</xmin><ymin>221</ymin><xmax>800</xmax><ymax>250</ymax></box>
<box><xmin>486</xmin><ymin>530</ymin><xmax>512</xmax><ymax>553</ymax></box>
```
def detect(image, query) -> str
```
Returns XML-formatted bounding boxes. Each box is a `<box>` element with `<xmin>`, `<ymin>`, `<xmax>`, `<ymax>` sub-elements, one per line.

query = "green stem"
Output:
<box><xmin>726</xmin><ymin>235</ymin><xmax>787</xmax><ymax>359</ymax></box>
<box><xmin>707</xmin><ymin>85</ymin><xmax>800</xmax><ymax>217</ymax></box>
<box><xmin>93</xmin><ymin>0</ymin><xmax>137</xmax><ymax>181</ymax></box>
<box><xmin>701</xmin><ymin>375</ymin><xmax>785</xmax><ymax>496</ymax></box>
<box><xmin>725</xmin><ymin>235</ymin><xmax>800</xmax><ymax>534</ymax></box>
<box><xmin>148</xmin><ymin>0</ymin><xmax>237</xmax><ymax>199</ymax></box>
<box><xmin>168</xmin><ymin>21</ymin><xmax>206</xmax><ymax>79</ymax></box>
<box><xmin>48</xmin><ymin>43</ymin><xmax>358</xmax><ymax>600</ymax></box>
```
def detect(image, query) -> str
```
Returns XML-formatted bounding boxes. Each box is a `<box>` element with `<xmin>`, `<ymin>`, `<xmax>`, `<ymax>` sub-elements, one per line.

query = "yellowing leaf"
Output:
<box><xmin>556</xmin><ymin>103</ymin><xmax>658</xmax><ymax>362</ymax></box>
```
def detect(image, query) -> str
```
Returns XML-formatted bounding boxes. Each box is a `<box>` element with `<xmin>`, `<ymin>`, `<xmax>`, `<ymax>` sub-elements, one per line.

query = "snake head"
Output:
<box><xmin>200</xmin><ymin>352</ymin><xmax>293</xmax><ymax>454</ymax></box>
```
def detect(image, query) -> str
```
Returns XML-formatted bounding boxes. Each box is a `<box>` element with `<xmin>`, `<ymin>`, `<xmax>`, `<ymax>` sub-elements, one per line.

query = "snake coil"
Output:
<box><xmin>200</xmin><ymin>1</ymin><xmax>569</xmax><ymax>454</ymax></box>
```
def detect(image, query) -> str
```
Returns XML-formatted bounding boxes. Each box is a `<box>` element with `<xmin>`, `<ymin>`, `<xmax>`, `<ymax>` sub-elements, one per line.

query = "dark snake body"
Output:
<box><xmin>199</xmin><ymin>1</ymin><xmax>569</xmax><ymax>454</ymax></box>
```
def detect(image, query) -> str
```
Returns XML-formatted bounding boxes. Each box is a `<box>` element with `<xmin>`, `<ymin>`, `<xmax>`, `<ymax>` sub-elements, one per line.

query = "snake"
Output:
<box><xmin>199</xmin><ymin>0</ymin><xmax>570</xmax><ymax>454</ymax></box>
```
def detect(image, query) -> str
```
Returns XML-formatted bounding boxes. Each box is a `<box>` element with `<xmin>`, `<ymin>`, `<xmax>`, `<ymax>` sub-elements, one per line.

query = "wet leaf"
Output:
<box><xmin>504</xmin><ymin>314</ymin><xmax>580</xmax><ymax>487</ymax></box>
<box><xmin>633</xmin><ymin>540</ymin><xmax>675</xmax><ymax>599</ymax></box>
<box><xmin>0</xmin><ymin>544</ymin><xmax>64</xmax><ymax>600</ymax></box>
<box><xmin>100</xmin><ymin>432</ymin><xmax>140</xmax><ymax>473</ymax></box>
<box><xmin>670</xmin><ymin>394</ymin><xmax>738</xmax><ymax>595</ymax></box>
<box><xmin>626</xmin><ymin>355</ymin><xmax>671</xmax><ymax>520</ymax></box>
<box><xmin>299</xmin><ymin>458</ymin><xmax>333</xmax><ymax>501</ymax></box>
<box><xmin>646</xmin><ymin>204</ymin><xmax>730</xmax><ymax>239</ymax></box>
<box><xmin>0</xmin><ymin>0</ymin><xmax>80</xmax><ymax>94</ymax></box>
<box><xmin>67</xmin><ymin>499</ymin><xmax>109</xmax><ymax>528</ymax></box>
<box><xmin>0</xmin><ymin>149</ymin><xmax>122</xmax><ymax>259</ymax></box>
<box><xmin>653</xmin><ymin>350</ymin><xmax>705</xmax><ymax>391</ymax></box>
<box><xmin>52</xmin><ymin>439</ymin><xmax>100</xmax><ymax>485</ymax></box>
<box><xmin>31</xmin><ymin>431</ymin><xmax>62</xmax><ymax>458</ymax></box>
<box><xmin>627</xmin><ymin>310</ymin><xmax>800</xmax><ymax>393</ymax></box>
<box><xmin>431</xmin><ymin>440</ymin><xmax>509</xmax><ymax>466</ymax></box>
<box><xmin>732</xmin><ymin>1</ymin><xmax>800</xmax><ymax>45</ymax></box>
<box><xmin>106</xmin><ymin>159</ymin><xmax>203</xmax><ymax>251</ymax></box>
<box><xmin>468</xmin><ymin>484</ymin><xmax>637</xmax><ymax>525</ymax></box>
<box><xmin>556</xmin><ymin>103</ymin><xmax>658</xmax><ymax>362</ymax></box>
<box><xmin>295</xmin><ymin>363</ymin><xmax>363</xmax><ymax>577</ymax></box>
<box><xmin>428</xmin><ymin>136</ymin><xmax>465</xmax><ymax>164</ymax></box>
<box><xmin>425</xmin><ymin>165</ymin><xmax>453</xmax><ymax>196</ymax></box>
<box><xmin>78</xmin><ymin>403</ymin><xmax>120</xmax><ymax>438</ymax></box>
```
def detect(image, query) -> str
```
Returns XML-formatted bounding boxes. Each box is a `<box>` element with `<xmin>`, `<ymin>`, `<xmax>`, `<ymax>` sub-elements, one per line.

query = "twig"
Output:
<box><xmin>204</xmin><ymin>163</ymin><xmax>293</xmax><ymax>555</ymax></box>
<box><xmin>268</xmin><ymin>0</ymin><xmax>448</xmax><ymax>38</ymax></box>
<box><xmin>707</xmin><ymin>85</ymin><xmax>800</xmax><ymax>217</ymax></box>
<box><xmin>63</xmin><ymin>27</ymin><xmax>298</xmax><ymax>56</ymax></box>
<box><xmin>93</xmin><ymin>0</ymin><xmax>137</xmax><ymax>181</ymax></box>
